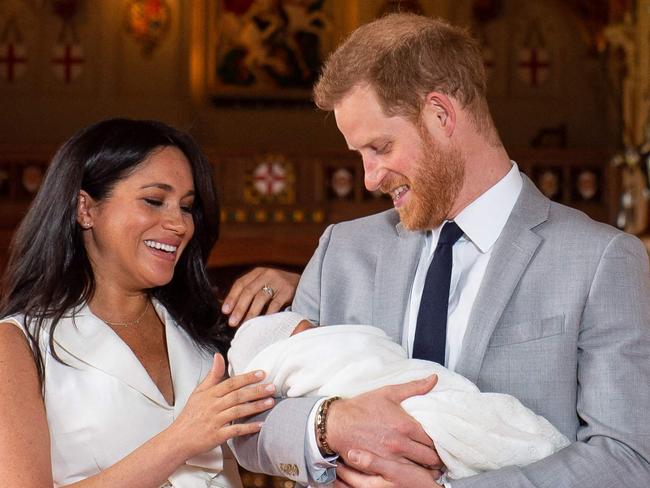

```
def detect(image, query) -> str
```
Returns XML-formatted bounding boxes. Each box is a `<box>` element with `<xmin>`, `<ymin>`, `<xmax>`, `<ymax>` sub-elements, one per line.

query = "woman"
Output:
<box><xmin>0</xmin><ymin>119</ymin><xmax>276</xmax><ymax>487</ymax></box>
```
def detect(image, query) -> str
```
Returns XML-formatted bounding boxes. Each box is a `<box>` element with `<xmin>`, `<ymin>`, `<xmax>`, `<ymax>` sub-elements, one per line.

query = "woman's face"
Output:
<box><xmin>80</xmin><ymin>146</ymin><xmax>196</xmax><ymax>293</ymax></box>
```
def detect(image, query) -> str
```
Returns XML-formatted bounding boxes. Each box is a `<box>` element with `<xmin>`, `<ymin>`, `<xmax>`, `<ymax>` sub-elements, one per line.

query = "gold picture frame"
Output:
<box><xmin>208</xmin><ymin>0</ymin><xmax>340</xmax><ymax>104</ymax></box>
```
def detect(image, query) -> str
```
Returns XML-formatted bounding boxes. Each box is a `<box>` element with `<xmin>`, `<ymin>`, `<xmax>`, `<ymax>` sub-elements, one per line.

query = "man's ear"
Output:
<box><xmin>76</xmin><ymin>190</ymin><xmax>96</xmax><ymax>229</ymax></box>
<box><xmin>422</xmin><ymin>92</ymin><xmax>456</xmax><ymax>138</ymax></box>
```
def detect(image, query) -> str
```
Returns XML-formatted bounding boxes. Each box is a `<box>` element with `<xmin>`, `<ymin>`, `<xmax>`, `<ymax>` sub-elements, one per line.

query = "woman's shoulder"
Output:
<box><xmin>0</xmin><ymin>311</ymin><xmax>64</xmax><ymax>350</ymax></box>
<box><xmin>0</xmin><ymin>314</ymin><xmax>34</xmax><ymax>366</ymax></box>
<box><xmin>0</xmin><ymin>313</ymin><xmax>28</xmax><ymax>337</ymax></box>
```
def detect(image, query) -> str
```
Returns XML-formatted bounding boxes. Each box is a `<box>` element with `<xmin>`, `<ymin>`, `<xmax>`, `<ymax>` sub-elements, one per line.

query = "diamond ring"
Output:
<box><xmin>262</xmin><ymin>284</ymin><xmax>275</xmax><ymax>298</ymax></box>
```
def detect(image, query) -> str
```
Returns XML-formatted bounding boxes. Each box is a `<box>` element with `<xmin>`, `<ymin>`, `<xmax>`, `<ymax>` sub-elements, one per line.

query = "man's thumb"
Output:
<box><xmin>388</xmin><ymin>374</ymin><xmax>438</xmax><ymax>402</ymax></box>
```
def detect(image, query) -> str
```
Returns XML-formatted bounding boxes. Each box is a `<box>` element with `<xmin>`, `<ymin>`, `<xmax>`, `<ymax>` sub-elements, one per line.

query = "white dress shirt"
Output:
<box><xmin>404</xmin><ymin>163</ymin><xmax>523</xmax><ymax>370</ymax></box>
<box><xmin>306</xmin><ymin>164</ymin><xmax>523</xmax><ymax>485</ymax></box>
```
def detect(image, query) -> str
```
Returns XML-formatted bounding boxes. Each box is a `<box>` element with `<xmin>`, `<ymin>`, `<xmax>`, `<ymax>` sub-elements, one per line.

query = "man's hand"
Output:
<box><xmin>335</xmin><ymin>450</ymin><xmax>443</xmax><ymax>488</ymax></box>
<box><xmin>221</xmin><ymin>267</ymin><xmax>300</xmax><ymax>326</ymax></box>
<box><xmin>326</xmin><ymin>375</ymin><xmax>442</xmax><ymax>469</ymax></box>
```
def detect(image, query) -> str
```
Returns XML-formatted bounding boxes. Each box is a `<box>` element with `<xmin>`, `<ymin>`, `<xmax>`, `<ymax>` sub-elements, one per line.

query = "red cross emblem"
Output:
<box><xmin>52</xmin><ymin>43</ymin><xmax>84</xmax><ymax>83</ymax></box>
<box><xmin>517</xmin><ymin>47</ymin><xmax>551</xmax><ymax>87</ymax></box>
<box><xmin>253</xmin><ymin>162</ymin><xmax>287</xmax><ymax>196</ymax></box>
<box><xmin>0</xmin><ymin>43</ymin><xmax>27</xmax><ymax>82</ymax></box>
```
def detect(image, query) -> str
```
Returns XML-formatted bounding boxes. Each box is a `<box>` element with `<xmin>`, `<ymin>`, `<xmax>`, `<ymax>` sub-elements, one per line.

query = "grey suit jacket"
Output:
<box><xmin>231</xmin><ymin>175</ymin><xmax>650</xmax><ymax>487</ymax></box>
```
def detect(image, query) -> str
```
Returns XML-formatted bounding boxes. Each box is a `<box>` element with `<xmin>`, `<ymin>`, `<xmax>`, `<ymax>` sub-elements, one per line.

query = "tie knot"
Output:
<box><xmin>438</xmin><ymin>221</ymin><xmax>463</xmax><ymax>246</ymax></box>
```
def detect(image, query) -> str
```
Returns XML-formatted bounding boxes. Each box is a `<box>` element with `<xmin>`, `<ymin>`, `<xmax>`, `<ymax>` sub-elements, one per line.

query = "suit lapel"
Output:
<box><xmin>374</xmin><ymin>214</ymin><xmax>425</xmax><ymax>342</ymax></box>
<box><xmin>53</xmin><ymin>301</ymin><xmax>172</xmax><ymax>408</ymax></box>
<box><xmin>455</xmin><ymin>176</ymin><xmax>549</xmax><ymax>383</ymax></box>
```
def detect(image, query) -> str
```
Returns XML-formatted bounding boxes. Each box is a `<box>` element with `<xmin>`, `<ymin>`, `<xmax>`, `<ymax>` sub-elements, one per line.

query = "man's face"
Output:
<box><xmin>334</xmin><ymin>85</ymin><xmax>464</xmax><ymax>230</ymax></box>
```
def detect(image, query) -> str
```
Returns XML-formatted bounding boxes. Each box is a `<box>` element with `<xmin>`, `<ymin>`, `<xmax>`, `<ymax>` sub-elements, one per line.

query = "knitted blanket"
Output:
<box><xmin>228</xmin><ymin>312</ymin><xmax>569</xmax><ymax>480</ymax></box>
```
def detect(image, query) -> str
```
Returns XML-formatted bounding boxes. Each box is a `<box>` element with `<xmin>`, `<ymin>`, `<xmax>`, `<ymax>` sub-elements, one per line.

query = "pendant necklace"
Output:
<box><xmin>96</xmin><ymin>300</ymin><xmax>150</xmax><ymax>328</ymax></box>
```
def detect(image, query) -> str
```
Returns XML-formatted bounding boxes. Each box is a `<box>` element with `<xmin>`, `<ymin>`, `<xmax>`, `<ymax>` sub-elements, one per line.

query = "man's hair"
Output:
<box><xmin>314</xmin><ymin>13</ymin><xmax>494</xmax><ymax>133</ymax></box>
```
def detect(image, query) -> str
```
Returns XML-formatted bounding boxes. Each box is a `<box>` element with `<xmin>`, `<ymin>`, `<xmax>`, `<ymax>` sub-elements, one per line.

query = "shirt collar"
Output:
<box><xmin>451</xmin><ymin>162</ymin><xmax>522</xmax><ymax>253</ymax></box>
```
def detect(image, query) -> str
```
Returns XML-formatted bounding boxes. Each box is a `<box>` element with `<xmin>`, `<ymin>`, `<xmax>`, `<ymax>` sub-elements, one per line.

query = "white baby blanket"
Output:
<box><xmin>228</xmin><ymin>312</ymin><xmax>569</xmax><ymax>480</ymax></box>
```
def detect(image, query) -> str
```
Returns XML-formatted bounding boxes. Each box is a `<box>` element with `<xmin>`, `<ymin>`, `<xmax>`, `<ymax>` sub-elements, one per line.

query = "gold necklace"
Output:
<box><xmin>96</xmin><ymin>300</ymin><xmax>150</xmax><ymax>328</ymax></box>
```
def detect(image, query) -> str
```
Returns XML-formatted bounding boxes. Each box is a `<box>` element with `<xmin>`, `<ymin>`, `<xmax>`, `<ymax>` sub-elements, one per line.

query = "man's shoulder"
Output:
<box><xmin>543</xmin><ymin>200</ymin><xmax>646</xmax><ymax>257</ymax></box>
<box><xmin>329</xmin><ymin>208</ymin><xmax>399</xmax><ymax>236</ymax></box>
<box><xmin>546</xmin><ymin>200</ymin><xmax>621</xmax><ymax>240</ymax></box>
<box><xmin>521</xmin><ymin>176</ymin><xmax>622</xmax><ymax>243</ymax></box>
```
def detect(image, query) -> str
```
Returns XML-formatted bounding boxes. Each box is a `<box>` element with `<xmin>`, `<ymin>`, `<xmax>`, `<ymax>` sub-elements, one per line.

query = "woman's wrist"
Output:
<box><xmin>158</xmin><ymin>424</ymin><xmax>194</xmax><ymax>466</ymax></box>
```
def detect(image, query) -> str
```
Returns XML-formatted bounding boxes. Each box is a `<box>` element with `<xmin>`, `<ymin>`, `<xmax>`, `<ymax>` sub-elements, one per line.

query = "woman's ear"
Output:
<box><xmin>422</xmin><ymin>92</ymin><xmax>456</xmax><ymax>138</ymax></box>
<box><xmin>76</xmin><ymin>190</ymin><xmax>95</xmax><ymax>229</ymax></box>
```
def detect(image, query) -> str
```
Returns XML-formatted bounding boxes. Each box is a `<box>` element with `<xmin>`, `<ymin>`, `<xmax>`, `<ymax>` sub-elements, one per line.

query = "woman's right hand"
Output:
<box><xmin>168</xmin><ymin>353</ymin><xmax>275</xmax><ymax>459</ymax></box>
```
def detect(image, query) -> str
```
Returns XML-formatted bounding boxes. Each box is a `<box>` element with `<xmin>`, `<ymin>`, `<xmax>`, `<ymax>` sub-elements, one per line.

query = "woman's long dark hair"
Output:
<box><xmin>0</xmin><ymin>118</ymin><xmax>230</xmax><ymax>381</ymax></box>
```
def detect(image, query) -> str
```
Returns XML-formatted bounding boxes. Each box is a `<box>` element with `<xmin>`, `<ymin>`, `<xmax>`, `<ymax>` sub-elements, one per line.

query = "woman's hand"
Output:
<box><xmin>167</xmin><ymin>353</ymin><xmax>275</xmax><ymax>460</ymax></box>
<box><xmin>221</xmin><ymin>267</ymin><xmax>300</xmax><ymax>326</ymax></box>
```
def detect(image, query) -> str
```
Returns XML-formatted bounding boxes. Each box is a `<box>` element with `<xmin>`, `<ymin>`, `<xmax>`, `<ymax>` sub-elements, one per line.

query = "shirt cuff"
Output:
<box><xmin>305</xmin><ymin>398</ymin><xmax>338</xmax><ymax>485</ymax></box>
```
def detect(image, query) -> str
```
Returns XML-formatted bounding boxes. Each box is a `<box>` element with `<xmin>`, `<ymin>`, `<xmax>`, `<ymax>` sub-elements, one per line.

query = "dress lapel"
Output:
<box><xmin>53</xmin><ymin>302</ymin><xmax>171</xmax><ymax>408</ymax></box>
<box><xmin>373</xmin><ymin>215</ymin><xmax>425</xmax><ymax>343</ymax></box>
<box><xmin>158</xmin><ymin>303</ymin><xmax>208</xmax><ymax>412</ymax></box>
<box><xmin>455</xmin><ymin>176</ymin><xmax>549</xmax><ymax>383</ymax></box>
<box><xmin>160</xmin><ymin>304</ymin><xmax>224</xmax><ymax>473</ymax></box>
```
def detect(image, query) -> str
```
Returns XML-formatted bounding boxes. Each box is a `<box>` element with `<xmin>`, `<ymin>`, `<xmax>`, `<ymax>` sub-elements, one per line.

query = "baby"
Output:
<box><xmin>228</xmin><ymin>312</ymin><xmax>570</xmax><ymax>481</ymax></box>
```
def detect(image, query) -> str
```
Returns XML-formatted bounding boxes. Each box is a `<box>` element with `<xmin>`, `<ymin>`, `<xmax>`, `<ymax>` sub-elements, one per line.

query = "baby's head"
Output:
<box><xmin>228</xmin><ymin>311</ymin><xmax>315</xmax><ymax>376</ymax></box>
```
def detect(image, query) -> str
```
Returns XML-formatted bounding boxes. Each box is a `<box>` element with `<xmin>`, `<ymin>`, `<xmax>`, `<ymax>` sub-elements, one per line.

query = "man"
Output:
<box><xmin>230</xmin><ymin>13</ymin><xmax>650</xmax><ymax>487</ymax></box>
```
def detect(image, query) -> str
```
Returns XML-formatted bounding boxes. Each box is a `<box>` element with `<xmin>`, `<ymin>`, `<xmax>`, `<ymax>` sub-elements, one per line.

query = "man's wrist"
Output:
<box><xmin>314</xmin><ymin>396</ymin><xmax>341</xmax><ymax>456</ymax></box>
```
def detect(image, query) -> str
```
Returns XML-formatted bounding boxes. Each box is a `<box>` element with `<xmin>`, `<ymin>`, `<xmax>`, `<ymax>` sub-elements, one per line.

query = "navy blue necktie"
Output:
<box><xmin>413</xmin><ymin>221</ymin><xmax>464</xmax><ymax>364</ymax></box>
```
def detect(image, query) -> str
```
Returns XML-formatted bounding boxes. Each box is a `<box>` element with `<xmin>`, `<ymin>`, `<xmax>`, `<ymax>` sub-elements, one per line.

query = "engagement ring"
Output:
<box><xmin>262</xmin><ymin>284</ymin><xmax>275</xmax><ymax>298</ymax></box>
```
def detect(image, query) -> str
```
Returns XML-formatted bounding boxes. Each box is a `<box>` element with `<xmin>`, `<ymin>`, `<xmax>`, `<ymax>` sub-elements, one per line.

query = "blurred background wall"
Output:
<box><xmin>1</xmin><ymin>0</ymin><xmax>648</xmax><ymax>276</ymax></box>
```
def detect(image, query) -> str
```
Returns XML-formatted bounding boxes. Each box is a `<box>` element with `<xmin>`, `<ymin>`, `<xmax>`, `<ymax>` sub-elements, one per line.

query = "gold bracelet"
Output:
<box><xmin>315</xmin><ymin>396</ymin><xmax>341</xmax><ymax>456</ymax></box>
